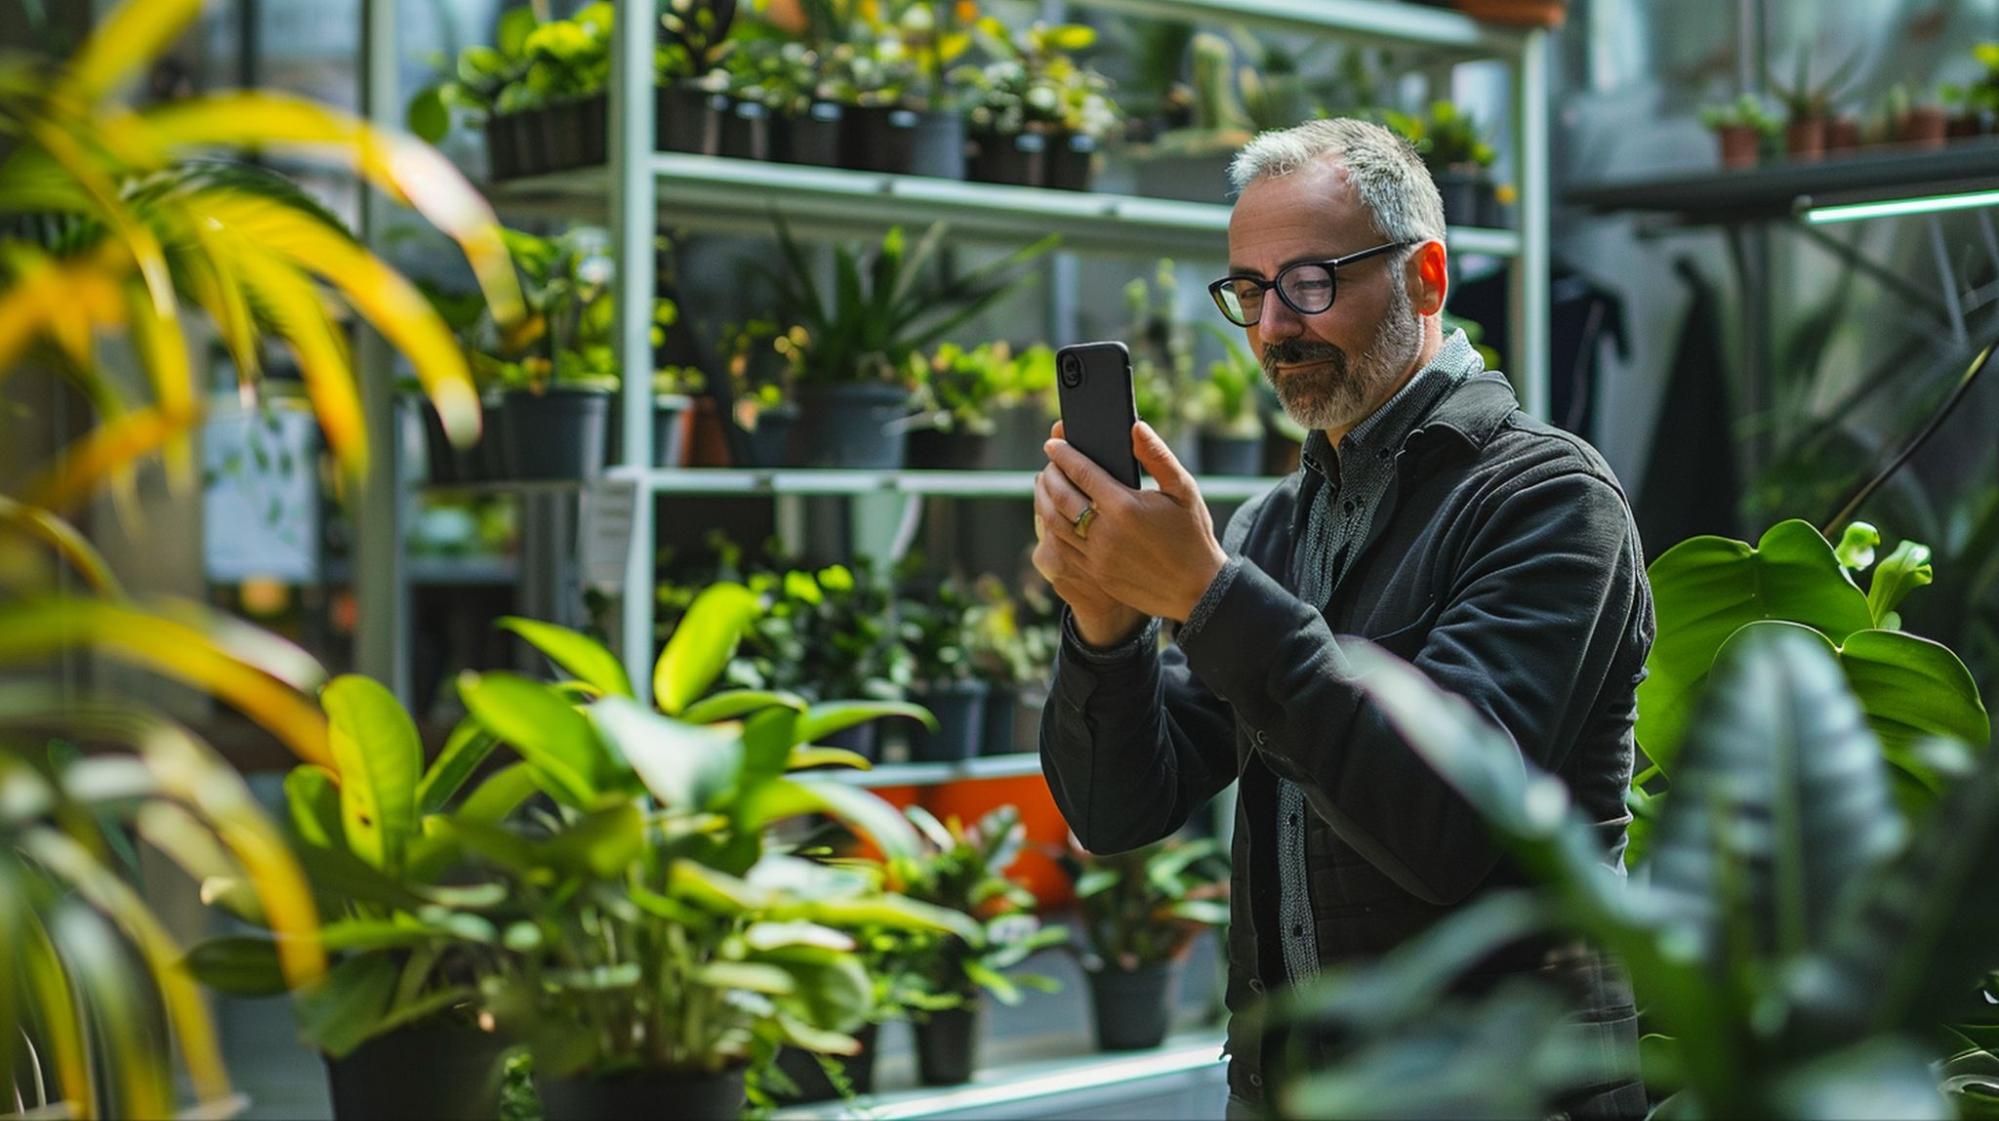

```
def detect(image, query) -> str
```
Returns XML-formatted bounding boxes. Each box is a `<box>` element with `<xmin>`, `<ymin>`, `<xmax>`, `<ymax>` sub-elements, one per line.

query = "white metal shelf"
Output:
<box><xmin>1071</xmin><ymin>0</ymin><xmax>1512</xmax><ymax>54</ymax></box>
<box><xmin>816</xmin><ymin>752</ymin><xmax>1045</xmax><ymax>789</ymax></box>
<box><xmin>489</xmin><ymin>154</ymin><xmax>1524</xmax><ymax>259</ymax></box>
<box><xmin>607</xmin><ymin>466</ymin><xmax>1282</xmax><ymax>502</ymax></box>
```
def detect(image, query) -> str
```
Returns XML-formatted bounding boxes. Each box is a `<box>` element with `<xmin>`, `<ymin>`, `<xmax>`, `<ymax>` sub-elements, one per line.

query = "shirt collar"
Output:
<box><xmin>1300</xmin><ymin>328</ymin><xmax>1484</xmax><ymax>477</ymax></box>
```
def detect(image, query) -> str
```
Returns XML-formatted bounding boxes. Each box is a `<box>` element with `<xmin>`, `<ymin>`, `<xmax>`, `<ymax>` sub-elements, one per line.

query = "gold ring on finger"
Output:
<box><xmin>1071</xmin><ymin>504</ymin><xmax>1097</xmax><ymax>540</ymax></box>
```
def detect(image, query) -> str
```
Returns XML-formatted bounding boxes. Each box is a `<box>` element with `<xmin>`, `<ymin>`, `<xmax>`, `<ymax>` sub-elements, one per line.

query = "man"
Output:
<box><xmin>1032</xmin><ymin>118</ymin><xmax>1651</xmax><ymax>1118</ymax></box>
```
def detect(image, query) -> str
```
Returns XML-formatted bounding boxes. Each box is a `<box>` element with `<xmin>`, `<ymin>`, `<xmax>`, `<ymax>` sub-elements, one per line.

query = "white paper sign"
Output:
<box><xmin>578</xmin><ymin>477</ymin><xmax>640</xmax><ymax>595</ymax></box>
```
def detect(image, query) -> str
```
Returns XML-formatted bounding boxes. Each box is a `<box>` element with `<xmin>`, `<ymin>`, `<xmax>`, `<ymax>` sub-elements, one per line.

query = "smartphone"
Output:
<box><xmin>1054</xmin><ymin>341</ymin><xmax>1142</xmax><ymax>489</ymax></box>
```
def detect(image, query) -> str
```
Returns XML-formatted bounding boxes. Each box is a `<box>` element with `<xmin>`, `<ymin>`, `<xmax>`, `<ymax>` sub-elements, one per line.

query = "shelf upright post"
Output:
<box><xmin>1510</xmin><ymin>28</ymin><xmax>1551</xmax><ymax>420</ymax></box>
<box><xmin>355</xmin><ymin>0</ymin><xmax>410</xmax><ymax>702</ymax></box>
<box><xmin>614</xmin><ymin>0</ymin><xmax>659</xmax><ymax>703</ymax></box>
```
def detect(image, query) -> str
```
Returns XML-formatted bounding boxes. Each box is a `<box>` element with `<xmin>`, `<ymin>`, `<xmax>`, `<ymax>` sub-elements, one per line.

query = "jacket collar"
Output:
<box><xmin>1408</xmin><ymin>368</ymin><xmax>1519</xmax><ymax>453</ymax></box>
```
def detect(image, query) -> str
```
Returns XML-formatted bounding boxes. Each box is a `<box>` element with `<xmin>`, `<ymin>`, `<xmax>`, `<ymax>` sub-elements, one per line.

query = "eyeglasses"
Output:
<box><xmin>1207</xmin><ymin>241</ymin><xmax>1414</xmax><ymax>328</ymax></box>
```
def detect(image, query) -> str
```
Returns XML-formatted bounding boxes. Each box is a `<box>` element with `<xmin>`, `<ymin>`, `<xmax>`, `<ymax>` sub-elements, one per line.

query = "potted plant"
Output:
<box><xmin>765</xmin><ymin>217</ymin><xmax>1053</xmax><ymax>470</ymax></box>
<box><xmin>1698</xmin><ymin>93</ymin><xmax>1779</xmax><ymax>169</ymax></box>
<box><xmin>445</xmin><ymin>591</ymin><xmax>970</xmax><ymax>1121</ymax></box>
<box><xmin>408</xmin><ymin>7</ymin><xmax>536</xmax><ymax>179</ymax></box>
<box><xmin>517</xmin><ymin>4</ymin><xmax>614</xmax><ymax>172</ymax></box>
<box><xmin>815</xmin><ymin>0</ymin><xmax>972</xmax><ymax>178</ymax></box>
<box><xmin>897</xmin><ymin>574</ymin><xmax>988</xmax><ymax>762</ymax></box>
<box><xmin>1386</xmin><ymin>101</ymin><xmax>1496</xmax><ymax>227</ymax></box>
<box><xmin>487</xmin><ymin>227</ymin><xmax>620</xmax><ymax>481</ymax></box>
<box><xmin>1126</xmin><ymin>260</ymin><xmax>1203</xmax><ymax>470</ymax></box>
<box><xmin>1769</xmin><ymin>51</ymin><xmax>1859</xmax><ymax>163</ymax></box>
<box><xmin>1885</xmin><ymin>83</ymin><xmax>1948</xmax><ymax>149</ymax></box>
<box><xmin>1193</xmin><ymin>331</ymin><xmax>1267</xmax><ymax>477</ymax></box>
<box><xmin>603</xmin><ymin>296</ymin><xmax>703</xmax><ymax>470</ymax></box>
<box><xmin>958</xmin><ymin>20</ymin><xmax>1118</xmax><ymax>190</ymax></box>
<box><xmin>656</xmin><ymin>0</ymin><xmax>739</xmax><ymax>156</ymax></box>
<box><xmin>1069</xmin><ymin>838</ymin><xmax>1230</xmax><ymax>1051</ymax></box>
<box><xmin>188</xmin><ymin>676</ymin><xmax>532</xmax><ymax>1120</ymax></box>
<box><xmin>730</xmin><ymin>33</ymin><xmax>843</xmax><ymax>166</ymax></box>
<box><xmin>907</xmin><ymin>341</ymin><xmax>1017</xmax><ymax>469</ymax></box>
<box><xmin>966</xmin><ymin>577</ymin><xmax>1061</xmax><ymax>757</ymax></box>
<box><xmin>896</xmin><ymin>805</ymin><xmax>1068</xmax><ymax>1085</ymax></box>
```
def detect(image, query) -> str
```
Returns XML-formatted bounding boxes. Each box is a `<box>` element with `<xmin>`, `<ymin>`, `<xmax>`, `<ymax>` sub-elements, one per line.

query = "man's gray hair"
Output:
<box><xmin>1229</xmin><ymin>118</ymin><xmax>1447</xmax><ymax>246</ymax></box>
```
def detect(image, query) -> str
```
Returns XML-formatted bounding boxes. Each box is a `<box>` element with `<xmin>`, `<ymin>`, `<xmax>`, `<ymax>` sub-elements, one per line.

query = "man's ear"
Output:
<box><xmin>1407</xmin><ymin>240</ymin><xmax>1449</xmax><ymax>316</ymax></box>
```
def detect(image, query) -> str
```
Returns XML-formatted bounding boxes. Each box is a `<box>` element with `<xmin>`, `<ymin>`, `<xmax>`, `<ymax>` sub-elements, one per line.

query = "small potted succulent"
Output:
<box><xmin>897</xmin><ymin>573</ymin><xmax>988</xmax><ymax>762</ymax></box>
<box><xmin>1768</xmin><ymin>51</ymin><xmax>1858</xmax><ymax>163</ymax></box>
<box><xmin>730</xmin><ymin>33</ymin><xmax>844</xmax><ymax>165</ymax></box>
<box><xmin>1193</xmin><ymin>331</ymin><xmax>1267</xmax><ymax>477</ymax></box>
<box><xmin>1885</xmin><ymin>83</ymin><xmax>1948</xmax><ymax>149</ymax></box>
<box><xmin>1069</xmin><ymin>837</ymin><xmax>1231</xmax><ymax>1051</ymax></box>
<box><xmin>1698</xmin><ymin>93</ymin><xmax>1780</xmax><ymax>169</ymax></box>
<box><xmin>765</xmin><ymin>218</ymin><xmax>1053</xmax><ymax>470</ymax></box>
<box><xmin>896</xmin><ymin>806</ymin><xmax>1068</xmax><ymax>1085</ymax></box>
<box><xmin>656</xmin><ymin>0</ymin><xmax>739</xmax><ymax>156</ymax></box>
<box><xmin>821</xmin><ymin>1</ymin><xmax>972</xmax><ymax>178</ymax></box>
<box><xmin>906</xmin><ymin>340</ymin><xmax>1017</xmax><ymax>470</ymax></box>
<box><xmin>958</xmin><ymin>20</ymin><xmax>1118</xmax><ymax>190</ymax></box>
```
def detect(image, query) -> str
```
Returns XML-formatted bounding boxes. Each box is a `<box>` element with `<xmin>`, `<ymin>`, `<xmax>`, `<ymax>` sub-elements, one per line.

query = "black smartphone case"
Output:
<box><xmin>1055</xmin><ymin>341</ymin><xmax>1142</xmax><ymax>489</ymax></box>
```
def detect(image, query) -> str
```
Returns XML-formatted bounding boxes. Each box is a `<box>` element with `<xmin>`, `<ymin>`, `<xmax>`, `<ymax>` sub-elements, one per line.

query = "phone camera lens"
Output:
<box><xmin>1060</xmin><ymin>355</ymin><xmax>1083</xmax><ymax>388</ymax></box>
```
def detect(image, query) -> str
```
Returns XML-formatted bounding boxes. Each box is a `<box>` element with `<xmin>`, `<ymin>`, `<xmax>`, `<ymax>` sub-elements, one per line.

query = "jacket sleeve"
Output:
<box><xmin>1175</xmin><ymin>464</ymin><xmax>1646</xmax><ymax>905</ymax></box>
<box><xmin>1036</xmin><ymin>496</ymin><xmax>1273</xmax><ymax>855</ymax></box>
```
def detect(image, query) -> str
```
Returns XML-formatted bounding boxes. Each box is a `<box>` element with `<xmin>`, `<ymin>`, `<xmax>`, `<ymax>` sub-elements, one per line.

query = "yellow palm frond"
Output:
<box><xmin>0</xmin><ymin>497</ymin><xmax>123</xmax><ymax>595</ymax></box>
<box><xmin>225</xmin><ymin>243</ymin><xmax>369</xmax><ymax>478</ymax></box>
<box><xmin>59</xmin><ymin>0</ymin><xmax>205</xmax><ymax>106</ymax></box>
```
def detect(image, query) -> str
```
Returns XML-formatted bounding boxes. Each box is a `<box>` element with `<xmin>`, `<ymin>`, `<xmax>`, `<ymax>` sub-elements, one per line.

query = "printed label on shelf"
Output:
<box><xmin>579</xmin><ymin>477</ymin><xmax>639</xmax><ymax>594</ymax></box>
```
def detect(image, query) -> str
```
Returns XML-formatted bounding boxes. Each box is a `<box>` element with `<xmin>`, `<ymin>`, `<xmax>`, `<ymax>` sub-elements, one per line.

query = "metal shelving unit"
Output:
<box><xmin>818</xmin><ymin>752</ymin><xmax>1047</xmax><ymax>789</ymax></box>
<box><xmin>356</xmin><ymin>0</ymin><xmax>1555</xmax><ymax>719</ymax></box>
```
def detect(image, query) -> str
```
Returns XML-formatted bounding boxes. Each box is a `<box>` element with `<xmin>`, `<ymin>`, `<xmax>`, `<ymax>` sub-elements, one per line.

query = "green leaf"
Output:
<box><xmin>184</xmin><ymin>936</ymin><xmax>289</xmax><ymax>996</ymax></box>
<box><xmin>497</xmin><ymin>5</ymin><xmax>538</xmax><ymax>57</ymax></box>
<box><xmin>284</xmin><ymin>765</ymin><xmax>343</xmax><ymax>851</ymax></box>
<box><xmin>406</xmin><ymin>85</ymin><xmax>450</xmax><ymax>143</ymax></box>
<box><xmin>797</xmin><ymin>700</ymin><xmax>937</xmax><ymax>745</ymax></box>
<box><xmin>416</xmin><ymin>717</ymin><xmax>498</xmax><ymax>815</ymax></box>
<box><xmin>696</xmin><ymin>961</ymin><xmax>797</xmax><ymax>995</ymax></box>
<box><xmin>670</xmin><ymin>860</ymin><xmax>772</xmax><ymax>914</ymax></box>
<box><xmin>1638</xmin><ymin>520</ymin><xmax>1876</xmax><ymax>772</ymax></box>
<box><xmin>458</xmin><ymin>671</ymin><xmax>610</xmax><ymax>808</ymax></box>
<box><xmin>590</xmin><ymin>697</ymin><xmax>742</xmax><ymax>812</ymax></box>
<box><xmin>786</xmin><ymin>746</ymin><xmax>873</xmax><ymax>772</ymax></box>
<box><xmin>738</xmin><ymin>777</ymin><xmax>920</xmax><ymax>860</ymax></box>
<box><xmin>1836</xmin><ymin>522</ymin><xmax>1880</xmax><ymax>570</ymax></box>
<box><xmin>296</xmin><ymin>953</ymin><xmax>398</xmax><ymax>1058</ymax></box>
<box><xmin>323</xmin><ymin>675</ymin><xmax>421</xmax><ymax>875</ymax></box>
<box><xmin>1765</xmin><ymin>1038</ymin><xmax>1950</xmax><ymax>1120</ymax></box>
<box><xmin>1075</xmin><ymin>868</ymin><xmax>1119</xmax><ymax>899</ymax></box>
<box><xmin>654</xmin><ymin>583</ymin><xmax>762</xmax><ymax>716</ymax></box>
<box><xmin>1866</xmin><ymin>540</ymin><xmax>1934</xmax><ymax>627</ymax></box>
<box><xmin>680</xmin><ymin>688</ymin><xmax>808</xmax><ymax>725</ymax></box>
<box><xmin>497</xmin><ymin>616</ymin><xmax>633</xmax><ymax>698</ymax></box>
<box><xmin>454</xmin><ymin>762</ymin><xmax>540</xmax><ymax>826</ymax></box>
<box><xmin>1837</xmin><ymin>628</ymin><xmax>1989</xmax><ymax>755</ymax></box>
<box><xmin>1167</xmin><ymin>899</ymin><xmax>1230</xmax><ymax>926</ymax></box>
<box><xmin>540</xmin><ymin>801</ymin><xmax>645</xmax><ymax>880</ymax></box>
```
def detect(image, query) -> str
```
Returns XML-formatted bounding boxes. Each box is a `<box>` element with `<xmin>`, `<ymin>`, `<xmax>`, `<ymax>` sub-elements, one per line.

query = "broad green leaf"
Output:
<box><xmin>681</xmin><ymin>689</ymin><xmax>808</xmax><ymax>725</ymax></box>
<box><xmin>454</xmin><ymin>762</ymin><xmax>541</xmax><ymax>826</ymax></box>
<box><xmin>742</xmin><ymin>707</ymin><xmax>801</xmax><ymax>789</ymax></box>
<box><xmin>1651</xmin><ymin>624</ymin><xmax>1902</xmax><ymax>965</ymax></box>
<box><xmin>1836</xmin><ymin>628</ymin><xmax>1989</xmax><ymax>754</ymax></box>
<box><xmin>745</xmin><ymin>921</ymin><xmax>855</xmax><ymax>953</ymax></box>
<box><xmin>739</xmin><ymin>777</ymin><xmax>920</xmax><ymax>860</ymax></box>
<box><xmin>654</xmin><ymin>583</ymin><xmax>762</xmax><ymax>715</ymax></box>
<box><xmin>696</xmin><ymin>961</ymin><xmax>797</xmax><ymax>996</ymax></box>
<box><xmin>1638</xmin><ymin>520</ymin><xmax>1876</xmax><ymax>771</ymax></box>
<box><xmin>417</xmin><ymin>717</ymin><xmax>498</xmax><ymax>815</ymax></box>
<box><xmin>497</xmin><ymin>4</ymin><xmax>538</xmax><ymax>56</ymax></box>
<box><xmin>590</xmin><ymin>697</ymin><xmax>741</xmax><ymax>812</ymax></box>
<box><xmin>797</xmin><ymin>700</ymin><xmax>937</xmax><ymax>746</ymax></box>
<box><xmin>761</xmin><ymin>953</ymin><xmax>872</xmax><ymax>1032</ymax></box>
<box><xmin>406</xmin><ymin>84</ymin><xmax>449</xmax><ymax>143</ymax></box>
<box><xmin>540</xmin><ymin>801</ymin><xmax>645</xmax><ymax>880</ymax></box>
<box><xmin>1167</xmin><ymin>899</ymin><xmax>1230</xmax><ymax>926</ymax></box>
<box><xmin>296</xmin><ymin>953</ymin><xmax>397</xmax><ymax>1059</ymax></box>
<box><xmin>670</xmin><ymin>860</ymin><xmax>772</xmax><ymax>914</ymax></box>
<box><xmin>323</xmin><ymin>675</ymin><xmax>421</xmax><ymax>875</ymax></box>
<box><xmin>1075</xmin><ymin>868</ymin><xmax>1119</xmax><ymax>899</ymax></box>
<box><xmin>184</xmin><ymin>936</ymin><xmax>288</xmax><ymax>997</ymax></box>
<box><xmin>786</xmin><ymin>746</ymin><xmax>873</xmax><ymax>772</ymax></box>
<box><xmin>458</xmin><ymin>671</ymin><xmax>608</xmax><ymax>808</ymax></box>
<box><xmin>1866</xmin><ymin>540</ymin><xmax>1935</xmax><ymax>628</ymax></box>
<box><xmin>497</xmin><ymin>616</ymin><xmax>633</xmax><ymax>698</ymax></box>
<box><xmin>775</xmin><ymin>1013</ymin><xmax>862</xmax><ymax>1056</ymax></box>
<box><xmin>771</xmin><ymin>893</ymin><xmax>983</xmax><ymax>944</ymax></box>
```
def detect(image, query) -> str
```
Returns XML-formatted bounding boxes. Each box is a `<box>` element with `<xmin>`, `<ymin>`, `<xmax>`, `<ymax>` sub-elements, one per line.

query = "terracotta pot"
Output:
<box><xmin>1897</xmin><ymin>106</ymin><xmax>1949</xmax><ymax>149</ymax></box>
<box><xmin>1785</xmin><ymin>116</ymin><xmax>1827</xmax><ymax>162</ymax></box>
<box><xmin>1714</xmin><ymin>124</ymin><xmax>1761</xmax><ymax>169</ymax></box>
<box><xmin>687</xmin><ymin>396</ymin><xmax>732</xmax><ymax>467</ymax></box>
<box><xmin>1453</xmin><ymin>0</ymin><xmax>1567</xmax><ymax>27</ymax></box>
<box><xmin>1826</xmin><ymin>115</ymin><xmax>1862</xmax><ymax>154</ymax></box>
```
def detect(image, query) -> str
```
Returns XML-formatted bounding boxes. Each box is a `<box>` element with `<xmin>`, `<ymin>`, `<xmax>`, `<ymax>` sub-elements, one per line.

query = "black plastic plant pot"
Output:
<box><xmin>916</xmin><ymin>1002</ymin><xmax>983</xmax><ymax>1086</ymax></box>
<box><xmin>979</xmin><ymin>684</ymin><xmax>1018</xmax><ymax>756</ymax></box>
<box><xmin>604</xmin><ymin>395</ymin><xmax>694</xmax><ymax>469</ymax></box>
<box><xmin>542</xmin><ymin>97</ymin><xmax>595</xmax><ymax>171</ymax></box>
<box><xmin>579</xmin><ymin>92</ymin><xmax>609</xmax><ymax>167</ymax></box>
<box><xmin>789</xmin><ymin>384</ymin><xmax>911</xmax><ymax>469</ymax></box>
<box><xmin>1043</xmin><ymin>132</ymin><xmax>1098</xmax><ymax>191</ymax></box>
<box><xmin>909</xmin><ymin>679</ymin><xmax>989</xmax><ymax>763</ymax></box>
<box><xmin>1089</xmin><ymin>961</ymin><xmax>1184</xmax><ymax>1052</ymax></box>
<box><xmin>474</xmin><ymin>397</ymin><xmax>508</xmax><ymax>480</ymax></box>
<box><xmin>512</xmin><ymin>107</ymin><xmax>554</xmax><ymax>177</ymax></box>
<box><xmin>657</xmin><ymin>84</ymin><xmax>724</xmax><ymax>155</ymax></box>
<box><xmin>772</xmin><ymin>102</ymin><xmax>845</xmax><ymax>166</ymax></box>
<box><xmin>841</xmin><ymin>104</ymin><xmax>920</xmax><ymax>174</ymax></box>
<box><xmin>906</xmin><ymin>427</ymin><xmax>995</xmax><ymax>471</ymax></box>
<box><xmin>485</xmin><ymin>116</ymin><xmax>521</xmax><ymax>181</ymax></box>
<box><xmin>322</xmin><ymin>1022</ymin><xmax>508</xmax><ymax>1121</ymax></box>
<box><xmin>1199</xmin><ymin>433</ymin><xmax>1264</xmax><ymax>478</ymax></box>
<box><xmin>720</xmin><ymin>97</ymin><xmax>771</xmax><ymax>161</ymax></box>
<box><xmin>742</xmin><ymin>404</ymin><xmax>799</xmax><ymax>467</ymax></box>
<box><xmin>773</xmin><ymin>1023</ymin><xmax>880</xmax><ymax>1104</ymax></box>
<box><xmin>908</xmin><ymin>109</ymin><xmax>967</xmax><ymax>179</ymax></box>
<box><xmin>818</xmin><ymin>721</ymin><xmax>879</xmax><ymax>762</ymax></box>
<box><xmin>500</xmin><ymin>387</ymin><xmax>610</xmax><ymax>481</ymax></box>
<box><xmin>537</xmin><ymin>1067</ymin><xmax>745</xmax><ymax>1121</ymax></box>
<box><xmin>412</xmin><ymin>397</ymin><xmax>470</xmax><ymax>485</ymax></box>
<box><xmin>1435</xmin><ymin>170</ymin><xmax>1487</xmax><ymax>228</ymax></box>
<box><xmin>968</xmin><ymin>129</ymin><xmax>1046</xmax><ymax>187</ymax></box>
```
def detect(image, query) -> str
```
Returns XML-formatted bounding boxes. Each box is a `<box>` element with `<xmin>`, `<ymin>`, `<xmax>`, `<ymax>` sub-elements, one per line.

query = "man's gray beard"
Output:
<box><xmin>1264</xmin><ymin>288</ymin><xmax>1423</xmax><ymax>433</ymax></box>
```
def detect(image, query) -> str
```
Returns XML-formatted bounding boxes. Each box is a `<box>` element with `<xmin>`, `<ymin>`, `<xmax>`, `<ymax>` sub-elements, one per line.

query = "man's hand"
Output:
<box><xmin>1034</xmin><ymin>422</ymin><xmax>1145</xmax><ymax>647</ymax></box>
<box><xmin>1033</xmin><ymin>420</ymin><xmax>1229</xmax><ymax>632</ymax></box>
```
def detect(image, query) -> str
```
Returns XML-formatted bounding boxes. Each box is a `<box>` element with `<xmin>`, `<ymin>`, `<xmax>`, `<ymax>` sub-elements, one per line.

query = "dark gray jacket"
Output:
<box><xmin>1040</xmin><ymin>370</ymin><xmax>1653</xmax><ymax>1107</ymax></box>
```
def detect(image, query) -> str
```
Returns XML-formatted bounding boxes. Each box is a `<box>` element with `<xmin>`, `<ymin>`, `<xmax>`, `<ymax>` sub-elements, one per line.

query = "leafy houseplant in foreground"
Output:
<box><xmin>1070</xmin><ymin>837</ymin><xmax>1229</xmax><ymax>1051</ymax></box>
<box><xmin>894</xmin><ymin>805</ymin><xmax>1067</xmax><ymax>1086</ymax></box>
<box><xmin>1275</xmin><ymin>625</ymin><xmax>1999</xmax><ymax>1119</ymax></box>
<box><xmin>450</xmin><ymin>589</ymin><xmax>968</xmax><ymax>1121</ymax></box>
<box><xmin>765</xmin><ymin>217</ymin><xmax>1054</xmax><ymax>469</ymax></box>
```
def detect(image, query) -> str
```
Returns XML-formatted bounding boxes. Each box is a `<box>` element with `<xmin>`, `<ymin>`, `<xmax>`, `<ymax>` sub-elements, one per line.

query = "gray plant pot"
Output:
<box><xmin>909</xmin><ymin>679</ymin><xmax>988</xmax><ymax>762</ymax></box>
<box><xmin>790</xmin><ymin>384</ymin><xmax>911</xmax><ymax>469</ymax></box>
<box><xmin>968</xmin><ymin>129</ymin><xmax>1046</xmax><ymax>187</ymax></box>
<box><xmin>500</xmin><ymin>387</ymin><xmax>610</xmax><ymax>481</ymax></box>
<box><xmin>1044</xmin><ymin>131</ymin><xmax>1098</xmax><ymax>191</ymax></box>
<box><xmin>657</xmin><ymin>84</ymin><xmax>724</xmax><ymax>155</ymax></box>
<box><xmin>1199</xmin><ymin>433</ymin><xmax>1264</xmax><ymax>478</ymax></box>
<box><xmin>719</xmin><ymin>97</ymin><xmax>770</xmax><ymax>161</ymax></box>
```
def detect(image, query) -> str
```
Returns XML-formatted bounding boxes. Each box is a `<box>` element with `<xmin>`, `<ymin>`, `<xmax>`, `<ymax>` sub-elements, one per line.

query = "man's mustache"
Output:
<box><xmin>1262</xmin><ymin>340</ymin><xmax>1346</xmax><ymax>374</ymax></box>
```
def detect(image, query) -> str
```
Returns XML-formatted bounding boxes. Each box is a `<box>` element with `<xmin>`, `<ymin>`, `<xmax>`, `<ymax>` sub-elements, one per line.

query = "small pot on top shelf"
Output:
<box><xmin>1433</xmin><ymin>167</ymin><xmax>1490</xmax><ymax>228</ymax></box>
<box><xmin>1896</xmin><ymin>106</ymin><xmax>1949</xmax><ymax>149</ymax></box>
<box><xmin>1700</xmin><ymin>94</ymin><xmax>1778</xmax><ymax>170</ymax></box>
<box><xmin>484</xmin><ymin>114</ymin><xmax>524</xmax><ymax>180</ymax></box>
<box><xmin>842</xmin><ymin>104</ymin><xmax>965</xmax><ymax>178</ymax></box>
<box><xmin>967</xmin><ymin>128</ymin><xmax>1046</xmax><ymax>186</ymax></box>
<box><xmin>719</xmin><ymin>96</ymin><xmax>770</xmax><ymax>161</ymax></box>
<box><xmin>657</xmin><ymin>82</ymin><xmax>726</xmax><ymax>155</ymax></box>
<box><xmin>1784</xmin><ymin>115</ymin><xmax>1827</xmax><ymax>162</ymax></box>
<box><xmin>1043</xmin><ymin>131</ymin><xmax>1099</xmax><ymax>191</ymax></box>
<box><xmin>499</xmin><ymin>382</ymin><xmax>613</xmax><ymax>482</ymax></box>
<box><xmin>908</xmin><ymin>678</ymin><xmax>987</xmax><ymax>763</ymax></box>
<box><xmin>1826</xmin><ymin>114</ymin><xmax>1862</xmax><ymax>155</ymax></box>
<box><xmin>772</xmin><ymin>101</ymin><xmax>845</xmax><ymax>166</ymax></box>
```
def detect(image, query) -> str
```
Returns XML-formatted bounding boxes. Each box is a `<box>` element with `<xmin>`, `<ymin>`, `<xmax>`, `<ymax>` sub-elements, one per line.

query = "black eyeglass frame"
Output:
<box><xmin>1206</xmin><ymin>240</ymin><xmax>1417</xmax><ymax>327</ymax></box>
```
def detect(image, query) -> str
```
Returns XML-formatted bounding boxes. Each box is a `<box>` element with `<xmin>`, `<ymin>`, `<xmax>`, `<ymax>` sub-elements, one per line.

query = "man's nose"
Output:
<box><xmin>1256</xmin><ymin>292</ymin><xmax>1305</xmax><ymax>339</ymax></box>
